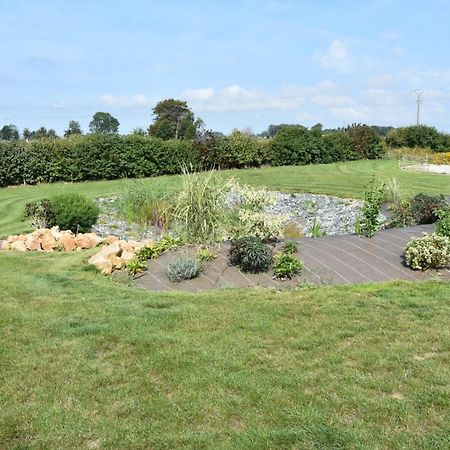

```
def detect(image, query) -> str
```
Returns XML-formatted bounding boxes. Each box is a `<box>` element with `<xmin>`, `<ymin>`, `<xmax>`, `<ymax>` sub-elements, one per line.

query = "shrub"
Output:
<box><xmin>410</xmin><ymin>193</ymin><xmax>448</xmax><ymax>224</ymax></box>
<box><xmin>356</xmin><ymin>176</ymin><xmax>385</xmax><ymax>237</ymax></box>
<box><xmin>282</xmin><ymin>242</ymin><xmax>298</xmax><ymax>255</ymax></box>
<box><xmin>229</xmin><ymin>236</ymin><xmax>273</xmax><ymax>273</ymax></box>
<box><xmin>431</xmin><ymin>151</ymin><xmax>450</xmax><ymax>165</ymax></box>
<box><xmin>345</xmin><ymin>124</ymin><xmax>384</xmax><ymax>159</ymax></box>
<box><xmin>173</xmin><ymin>168</ymin><xmax>230</xmax><ymax>243</ymax></box>
<box><xmin>167</xmin><ymin>256</ymin><xmax>200</xmax><ymax>282</ymax></box>
<box><xmin>283</xmin><ymin>222</ymin><xmax>303</xmax><ymax>239</ymax></box>
<box><xmin>228</xmin><ymin>181</ymin><xmax>288</xmax><ymax>240</ymax></box>
<box><xmin>273</xmin><ymin>252</ymin><xmax>303</xmax><ymax>279</ymax></box>
<box><xmin>136</xmin><ymin>235</ymin><xmax>180</xmax><ymax>261</ymax></box>
<box><xmin>49</xmin><ymin>193</ymin><xmax>99</xmax><ymax>233</ymax></box>
<box><xmin>271</xmin><ymin>125</ymin><xmax>329</xmax><ymax>166</ymax></box>
<box><xmin>24</xmin><ymin>199</ymin><xmax>54</xmax><ymax>229</ymax></box>
<box><xmin>404</xmin><ymin>233</ymin><xmax>450</xmax><ymax>270</ymax></box>
<box><xmin>386</xmin><ymin>125</ymin><xmax>449</xmax><ymax>152</ymax></box>
<box><xmin>435</xmin><ymin>209</ymin><xmax>450</xmax><ymax>238</ymax></box>
<box><xmin>323</xmin><ymin>131</ymin><xmax>358</xmax><ymax>162</ymax></box>
<box><xmin>387</xmin><ymin>199</ymin><xmax>416</xmax><ymax>228</ymax></box>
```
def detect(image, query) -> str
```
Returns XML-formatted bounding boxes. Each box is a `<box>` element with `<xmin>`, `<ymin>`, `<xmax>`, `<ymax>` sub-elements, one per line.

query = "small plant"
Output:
<box><xmin>127</xmin><ymin>258</ymin><xmax>148</xmax><ymax>275</ymax></box>
<box><xmin>410</xmin><ymin>193</ymin><xmax>448</xmax><ymax>225</ymax></box>
<box><xmin>167</xmin><ymin>256</ymin><xmax>200</xmax><ymax>282</ymax></box>
<box><xmin>49</xmin><ymin>193</ymin><xmax>99</xmax><ymax>233</ymax></box>
<box><xmin>197</xmin><ymin>246</ymin><xmax>217</xmax><ymax>261</ymax></box>
<box><xmin>310</xmin><ymin>219</ymin><xmax>326</xmax><ymax>237</ymax></box>
<box><xmin>356</xmin><ymin>175</ymin><xmax>386</xmax><ymax>237</ymax></box>
<box><xmin>435</xmin><ymin>208</ymin><xmax>450</xmax><ymax>238</ymax></box>
<box><xmin>229</xmin><ymin>236</ymin><xmax>273</xmax><ymax>273</ymax></box>
<box><xmin>136</xmin><ymin>235</ymin><xmax>180</xmax><ymax>261</ymax></box>
<box><xmin>273</xmin><ymin>252</ymin><xmax>303</xmax><ymax>280</ymax></box>
<box><xmin>387</xmin><ymin>199</ymin><xmax>415</xmax><ymax>228</ymax></box>
<box><xmin>24</xmin><ymin>199</ymin><xmax>54</xmax><ymax>229</ymax></box>
<box><xmin>404</xmin><ymin>233</ymin><xmax>450</xmax><ymax>270</ymax></box>
<box><xmin>282</xmin><ymin>241</ymin><xmax>298</xmax><ymax>255</ymax></box>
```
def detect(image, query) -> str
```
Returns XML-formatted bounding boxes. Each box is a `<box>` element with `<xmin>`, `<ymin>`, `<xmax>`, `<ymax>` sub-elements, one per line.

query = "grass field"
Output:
<box><xmin>0</xmin><ymin>249</ymin><xmax>449</xmax><ymax>449</ymax></box>
<box><xmin>1</xmin><ymin>159</ymin><xmax>449</xmax><ymax>237</ymax></box>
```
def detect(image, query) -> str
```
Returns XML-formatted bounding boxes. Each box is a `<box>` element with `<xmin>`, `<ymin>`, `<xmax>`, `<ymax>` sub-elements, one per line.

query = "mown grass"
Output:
<box><xmin>1</xmin><ymin>159</ymin><xmax>449</xmax><ymax>237</ymax></box>
<box><xmin>0</xmin><ymin>249</ymin><xmax>449</xmax><ymax>449</ymax></box>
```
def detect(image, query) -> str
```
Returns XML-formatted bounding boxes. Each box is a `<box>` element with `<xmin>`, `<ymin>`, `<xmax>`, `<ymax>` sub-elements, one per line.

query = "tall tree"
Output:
<box><xmin>0</xmin><ymin>124</ymin><xmax>19</xmax><ymax>141</ymax></box>
<box><xmin>148</xmin><ymin>99</ymin><xmax>201</xmax><ymax>140</ymax></box>
<box><xmin>64</xmin><ymin>120</ymin><xmax>82</xmax><ymax>137</ymax></box>
<box><xmin>89</xmin><ymin>112</ymin><xmax>119</xmax><ymax>134</ymax></box>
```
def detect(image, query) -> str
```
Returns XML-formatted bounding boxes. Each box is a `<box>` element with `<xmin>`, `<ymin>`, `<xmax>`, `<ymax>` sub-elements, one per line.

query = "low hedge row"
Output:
<box><xmin>0</xmin><ymin>126</ymin><xmax>383</xmax><ymax>187</ymax></box>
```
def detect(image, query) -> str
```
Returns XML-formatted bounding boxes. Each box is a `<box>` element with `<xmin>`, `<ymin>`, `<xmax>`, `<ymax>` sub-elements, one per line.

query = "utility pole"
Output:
<box><xmin>413</xmin><ymin>89</ymin><xmax>424</xmax><ymax>125</ymax></box>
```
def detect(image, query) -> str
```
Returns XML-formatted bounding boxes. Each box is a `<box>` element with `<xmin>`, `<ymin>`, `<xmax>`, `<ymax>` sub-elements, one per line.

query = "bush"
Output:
<box><xmin>404</xmin><ymin>233</ymin><xmax>450</xmax><ymax>270</ymax></box>
<box><xmin>386</xmin><ymin>125</ymin><xmax>449</xmax><ymax>152</ymax></box>
<box><xmin>410</xmin><ymin>193</ymin><xmax>448</xmax><ymax>224</ymax></box>
<box><xmin>435</xmin><ymin>209</ymin><xmax>450</xmax><ymax>238</ymax></box>
<box><xmin>227</xmin><ymin>181</ymin><xmax>288</xmax><ymax>240</ymax></box>
<box><xmin>136</xmin><ymin>235</ymin><xmax>180</xmax><ymax>261</ymax></box>
<box><xmin>24</xmin><ymin>199</ymin><xmax>54</xmax><ymax>229</ymax></box>
<box><xmin>229</xmin><ymin>236</ymin><xmax>273</xmax><ymax>273</ymax></box>
<box><xmin>282</xmin><ymin>242</ymin><xmax>298</xmax><ymax>255</ymax></box>
<box><xmin>49</xmin><ymin>193</ymin><xmax>99</xmax><ymax>233</ymax></box>
<box><xmin>273</xmin><ymin>252</ymin><xmax>303</xmax><ymax>279</ymax></box>
<box><xmin>345</xmin><ymin>124</ymin><xmax>384</xmax><ymax>159</ymax></box>
<box><xmin>173</xmin><ymin>168</ymin><xmax>230</xmax><ymax>243</ymax></box>
<box><xmin>356</xmin><ymin>176</ymin><xmax>386</xmax><ymax>237</ymax></box>
<box><xmin>271</xmin><ymin>125</ymin><xmax>329</xmax><ymax>166</ymax></box>
<box><xmin>323</xmin><ymin>131</ymin><xmax>358</xmax><ymax>162</ymax></box>
<box><xmin>387</xmin><ymin>199</ymin><xmax>415</xmax><ymax>228</ymax></box>
<box><xmin>167</xmin><ymin>256</ymin><xmax>200</xmax><ymax>282</ymax></box>
<box><xmin>197</xmin><ymin>246</ymin><xmax>217</xmax><ymax>261</ymax></box>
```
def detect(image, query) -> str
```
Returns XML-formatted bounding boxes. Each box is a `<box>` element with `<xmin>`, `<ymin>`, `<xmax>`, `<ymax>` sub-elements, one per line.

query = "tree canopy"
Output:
<box><xmin>89</xmin><ymin>112</ymin><xmax>119</xmax><ymax>134</ymax></box>
<box><xmin>0</xmin><ymin>124</ymin><xmax>19</xmax><ymax>141</ymax></box>
<box><xmin>64</xmin><ymin>120</ymin><xmax>82</xmax><ymax>137</ymax></box>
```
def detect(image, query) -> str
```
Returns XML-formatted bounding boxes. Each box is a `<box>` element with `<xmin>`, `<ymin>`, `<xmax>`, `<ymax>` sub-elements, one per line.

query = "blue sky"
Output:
<box><xmin>1</xmin><ymin>0</ymin><xmax>450</xmax><ymax>134</ymax></box>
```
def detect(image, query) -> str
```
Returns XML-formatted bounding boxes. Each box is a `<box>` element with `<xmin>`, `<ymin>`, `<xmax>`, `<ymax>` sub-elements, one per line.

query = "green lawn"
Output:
<box><xmin>1</xmin><ymin>159</ymin><xmax>449</xmax><ymax>237</ymax></box>
<box><xmin>0</xmin><ymin>249</ymin><xmax>449</xmax><ymax>449</ymax></box>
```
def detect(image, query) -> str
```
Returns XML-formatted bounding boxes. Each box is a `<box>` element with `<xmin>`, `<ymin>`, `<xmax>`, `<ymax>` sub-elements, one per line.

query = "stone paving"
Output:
<box><xmin>136</xmin><ymin>224</ymin><xmax>450</xmax><ymax>292</ymax></box>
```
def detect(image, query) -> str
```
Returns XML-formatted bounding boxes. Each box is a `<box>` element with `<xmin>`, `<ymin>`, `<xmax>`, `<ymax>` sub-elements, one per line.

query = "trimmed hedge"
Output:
<box><xmin>0</xmin><ymin>135</ymin><xmax>200</xmax><ymax>187</ymax></box>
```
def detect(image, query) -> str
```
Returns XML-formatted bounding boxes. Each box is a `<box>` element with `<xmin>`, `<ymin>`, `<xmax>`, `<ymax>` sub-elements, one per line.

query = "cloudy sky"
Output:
<box><xmin>1</xmin><ymin>0</ymin><xmax>450</xmax><ymax>134</ymax></box>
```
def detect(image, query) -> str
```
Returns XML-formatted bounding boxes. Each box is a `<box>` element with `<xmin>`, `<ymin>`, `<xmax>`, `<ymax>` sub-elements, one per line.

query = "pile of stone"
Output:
<box><xmin>1</xmin><ymin>227</ymin><xmax>111</xmax><ymax>252</ymax></box>
<box><xmin>88</xmin><ymin>238</ymin><xmax>154</xmax><ymax>275</ymax></box>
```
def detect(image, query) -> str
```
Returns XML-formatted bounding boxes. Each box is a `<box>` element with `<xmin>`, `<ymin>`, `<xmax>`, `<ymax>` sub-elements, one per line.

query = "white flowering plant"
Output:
<box><xmin>404</xmin><ymin>233</ymin><xmax>450</xmax><ymax>270</ymax></box>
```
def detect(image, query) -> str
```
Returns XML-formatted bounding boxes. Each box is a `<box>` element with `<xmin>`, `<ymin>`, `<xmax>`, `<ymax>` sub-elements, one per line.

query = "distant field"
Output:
<box><xmin>1</xmin><ymin>159</ymin><xmax>449</xmax><ymax>237</ymax></box>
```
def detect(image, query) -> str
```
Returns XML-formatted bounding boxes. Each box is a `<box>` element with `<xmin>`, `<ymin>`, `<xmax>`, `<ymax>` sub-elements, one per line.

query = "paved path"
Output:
<box><xmin>137</xmin><ymin>224</ymin><xmax>449</xmax><ymax>292</ymax></box>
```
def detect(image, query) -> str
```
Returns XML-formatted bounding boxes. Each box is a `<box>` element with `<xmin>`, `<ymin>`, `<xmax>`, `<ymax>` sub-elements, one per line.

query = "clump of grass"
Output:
<box><xmin>310</xmin><ymin>219</ymin><xmax>326</xmax><ymax>238</ymax></box>
<box><xmin>172</xmin><ymin>167</ymin><xmax>230</xmax><ymax>243</ymax></box>
<box><xmin>385</xmin><ymin>176</ymin><xmax>402</xmax><ymax>203</ymax></box>
<box><xmin>283</xmin><ymin>222</ymin><xmax>304</xmax><ymax>239</ymax></box>
<box><xmin>197</xmin><ymin>246</ymin><xmax>217</xmax><ymax>261</ymax></box>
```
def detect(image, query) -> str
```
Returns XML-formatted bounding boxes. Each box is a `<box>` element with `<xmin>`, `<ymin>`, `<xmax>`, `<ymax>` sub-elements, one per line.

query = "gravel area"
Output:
<box><xmin>403</xmin><ymin>163</ymin><xmax>450</xmax><ymax>175</ymax></box>
<box><xmin>93</xmin><ymin>192</ymin><xmax>367</xmax><ymax>240</ymax></box>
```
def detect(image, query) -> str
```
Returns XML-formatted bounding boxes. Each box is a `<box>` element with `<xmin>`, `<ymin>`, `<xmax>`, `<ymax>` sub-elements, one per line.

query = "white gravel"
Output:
<box><xmin>403</xmin><ymin>164</ymin><xmax>450</xmax><ymax>175</ymax></box>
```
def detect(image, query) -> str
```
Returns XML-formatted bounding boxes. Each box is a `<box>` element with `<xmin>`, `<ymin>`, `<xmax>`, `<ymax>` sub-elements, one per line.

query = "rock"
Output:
<box><xmin>105</xmin><ymin>235</ymin><xmax>119</xmax><ymax>244</ymax></box>
<box><xmin>110</xmin><ymin>255</ymin><xmax>125</xmax><ymax>270</ymax></box>
<box><xmin>88</xmin><ymin>241</ymin><xmax>123</xmax><ymax>274</ymax></box>
<box><xmin>84</xmin><ymin>233</ymin><xmax>103</xmax><ymax>247</ymax></box>
<box><xmin>1</xmin><ymin>241</ymin><xmax>11</xmax><ymax>250</ymax></box>
<box><xmin>7</xmin><ymin>235</ymin><xmax>18</xmax><ymax>243</ymax></box>
<box><xmin>31</xmin><ymin>229</ymin><xmax>48</xmax><ymax>239</ymax></box>
<box><xmin>41</xmin><ymin>231</ymin><xmax>58</xmax><ymax>252</ymax></box>
<box><xmin>75</xmin><ymin>234</ymin><xmax>94</xmax><ymax>249</ymax></box>
<box><xmin>10</xmin><ymin>240</ymin><xmax>27</xmax><ymax>252</ymax></box>
<box><xmin>25</xmin><ymin>236</ymin><xmax>41</xmax><ymax>251</ymax></box>
<box><xmin>60</xmin><ymin>235</ymin><xmax>77</xmax><ymax>252</ymax></box>
<box><xmin>50</xmin><ymin>226</ymin><xmax>62</xmax><ymax>240</ymax></box>
<box><xmin>121</xmin><ymin>250</ymin><xmax>135</xmax><ymax>264</ymax></box>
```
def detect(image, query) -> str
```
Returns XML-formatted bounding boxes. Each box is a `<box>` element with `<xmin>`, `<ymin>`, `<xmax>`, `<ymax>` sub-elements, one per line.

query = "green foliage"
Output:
<box><xmin>273</xmin><ymin>252</ymin><xmax>303</xmax><ymax>279</ymax></box>
<box><xmin>118</xmin><ymin>181</ymin><xmax>172</xmax><ymax>230</ymax></box>
<box><xmin>64</xmin><ymin>120</ymin><xmax>82</xmax><ymax>137</ymax></box>
<box><xmin>387</xmin><ymin>199</ymin><xmax>415</xmax><ymax>228</ymax></box>
<box><xmin>357</xmin><ymin>176</ymin><xmax>386</xmax><ymax>237</ymax></box>
<box><xmin>404</xmin><ymin>233</ymin><xmax>450</xmax><ymax>270</ymax></box>
<box><xmin>196</xmin><ymin>246</ymin><xmax>217</xmax><ymax>261</ymax></box>
<box><xmin>345</xmin><ymin>124</ymin><xmax>385</xmax><ymax>159</ymax></box>
<box><xmin>384</xmin><ymin>177</ymin><xmax>401</xmax><ymax>203</ymax></box>
<box><xmin>89</xmin><ymin>112</ymin><xmax>119</xmax><ymax>134</ymax></box>
<box><xmin>435</xmin><ymin>208</ymin><xmax>450</xmax><ymax>238</ymax></box>
<box><xmin>271</xmin><ymin>125</ymin><xmax>329</xmax><ymax>166</ymax></box>
<box><xmin>409</xmin><ymin>193</ymin><xmax>448</xmax><ymax>224</ymax></box>
<box><xmin>24</xmin><ymin>199</ymin><xmax>54</xmax><ymax>229</ymax></box>
<box><xmin>127</xmin><ymin>258</ymin><xmax>148</xmax><ymax>275</ymax></box>
<box><xmin>148</xmin><ymin>99</ymin><xmax>200</xmax><ymax>140</ymax></box>
<box><xmin>136</xmin><ymin>235</ymin><xmax>180</xmax><ymax>261</ymax></box>
<box><xmin>0</xmin><ymin>124</ymin><xmax>19</xmax><ymax>141</ymax></box>
<box><xmin>229</xmin><ymin>236</ymin><xmax>273</xmax><ymax>273</ymax></box>
<box><xmin>323</xmin><ymin>131</ymin><xmax>358</xmax><ymax>162</ymax></box>
<box><xmin>282</xmin><ymin>241</ymin><xmax>298</xmax><ymax>255</ymax></box>
<box><xmin>310</xmin><ymin>219</ymin><xmax>326</xmax><ymax>237</ymax></box>
<box><xmin>386</xmin><ymin>125</ymin><xmax>450</xmax><ymax>152</ymax></box>
<box><xmin>49</xmin><ymin>193</ymin><xmax>99</xmax><ymax>233</ymax></box>
<box><xmin>173</xmin><ymin>168</ymin><xmax>229</xmax><ymax>243</ymax></box>
<box><xmin>167</xmin><ymin>256</ymin><xmax>200</xmax><ymax>282</ymax></box>
<box><xmin>282</xmin><ymin>222</ymin><xmax>304</xmax><ymax>239</ymax></box>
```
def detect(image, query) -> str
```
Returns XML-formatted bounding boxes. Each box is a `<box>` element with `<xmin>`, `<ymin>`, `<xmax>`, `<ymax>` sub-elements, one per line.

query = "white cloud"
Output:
<box><xmin>330</xmin><ymin>107</ymin><xmax>365</xmax><ymax>120</ymax></box>
<box><xmin>316</xmin><ymin>40</ymin><xmax>351</xmax><ymax>72</ymax></box>
<box><xmin>182</xmin><ymin>87</ymin><xmax>214</xmax><ymax>101</ymax></box>
<box><xmin>100</xmin><ymin>94</ymin><xmax>153</xmax><ymax>107</ymax></box>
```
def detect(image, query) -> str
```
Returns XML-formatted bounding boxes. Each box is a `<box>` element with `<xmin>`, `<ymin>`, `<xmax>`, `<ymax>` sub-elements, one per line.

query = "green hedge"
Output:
<box><xmin>0</xmin><ymin>135</ymin><xmax>200</xmax><ymax>187</ymax></box>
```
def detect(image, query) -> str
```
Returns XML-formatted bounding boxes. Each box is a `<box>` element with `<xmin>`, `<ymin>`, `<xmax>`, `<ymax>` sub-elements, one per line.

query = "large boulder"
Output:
<box><xmin>1</xmin><ymin>241</ymin><xmax>11</xmax><ymax>250</ymax></box>
<box><xmin>60</xmin><ymin>235</ymin><xmax>77</xmax><ymax>252</ymax></box>
<box><xmin>105</xmin><ymin>235</ymin><xmax>119</xmax><ymax>244</ymax></box>
<box><xmin>88</xmin><ymin>241</ymin><xmax>123</xmax><ymax>275</ymax></box>
<box><xmin>41</xmin><ymin>231</ymin><xmax>58</xmax><ymax>252</ymax></box>
<box><xmin>25</xmin><ymin>235</ymin><xmax>41</xmax><ymax>251</ymax></box>
<box><xmin>75</xmin><ymin>233</ymin><xmax>103</xmax><ymax>249</ymax></box>
<box><xmin>10</xmin><ymin>240</ymin><xmax>27</xmax><ymax>252</ymax></box>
